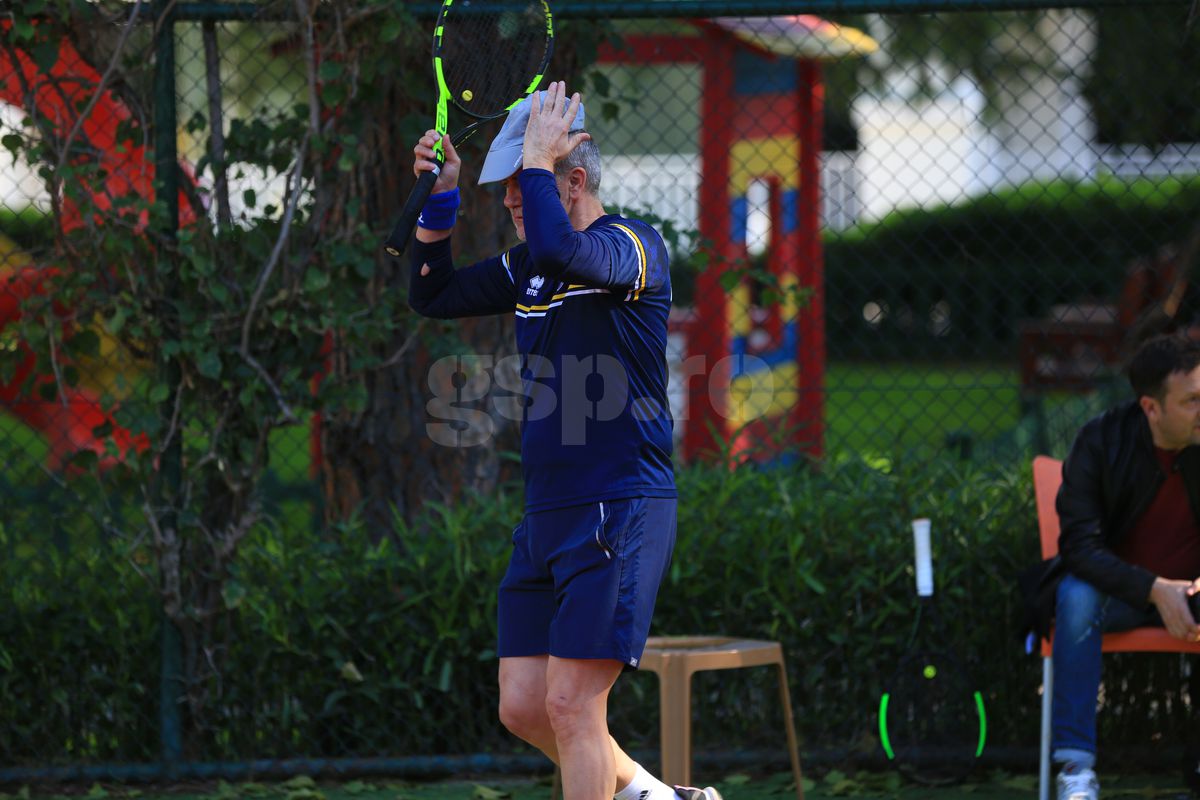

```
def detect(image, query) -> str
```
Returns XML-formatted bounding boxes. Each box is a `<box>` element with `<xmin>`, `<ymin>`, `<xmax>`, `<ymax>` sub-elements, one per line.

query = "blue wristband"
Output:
<box><xmin>417</xmin><ymin>188</ymin><xmax>460</xmax><ymax>230</ymax></box>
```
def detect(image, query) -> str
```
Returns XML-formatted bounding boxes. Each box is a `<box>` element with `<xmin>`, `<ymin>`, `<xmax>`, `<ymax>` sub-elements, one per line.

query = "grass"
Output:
<box><xmin>6</xmin><ymin>771</ymin><xmax>1192</xmax><ymax>800</ymax></box>
<box><xmin>823</xmin><ymin>362</ymin><xmax>1021</xmax><ymax>457</ymax></box>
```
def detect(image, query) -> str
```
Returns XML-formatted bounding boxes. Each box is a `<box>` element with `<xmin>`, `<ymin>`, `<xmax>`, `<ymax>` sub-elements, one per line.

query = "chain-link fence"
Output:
<box><xmin>2</xmin><ymin>0</ymin><xmax>1199</xmax><ymax>780</ymax></box>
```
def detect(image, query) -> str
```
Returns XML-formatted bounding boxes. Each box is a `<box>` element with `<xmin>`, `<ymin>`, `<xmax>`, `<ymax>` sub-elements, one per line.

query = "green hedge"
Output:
<box><xmin>2</xmin><ymin>455</ymin><xmax>1195</xmax><ymax>765</ymax></box>
<box><xmin>0</xmin><ymin>207</ymin><xmax>54</xmax><ymax>252</ymax></box>
<box><xmin>824</xmin><ymin>176</ymin><xmax>1200</xmax><ymax>360</ymax></box>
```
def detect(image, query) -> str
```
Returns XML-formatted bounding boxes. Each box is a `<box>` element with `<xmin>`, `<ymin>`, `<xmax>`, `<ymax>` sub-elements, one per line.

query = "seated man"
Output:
<box><xmin>1049</xmin><ymin>332</ymin><xmax>1200</xmax><ymax>800</ymax></box>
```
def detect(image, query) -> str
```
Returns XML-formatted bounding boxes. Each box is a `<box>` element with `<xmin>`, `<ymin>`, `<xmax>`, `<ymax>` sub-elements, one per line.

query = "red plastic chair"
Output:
<box><xmin>1032</xmin><ymin>455</ymin><xmax>1200</xmax><ymax>800</ymax></box>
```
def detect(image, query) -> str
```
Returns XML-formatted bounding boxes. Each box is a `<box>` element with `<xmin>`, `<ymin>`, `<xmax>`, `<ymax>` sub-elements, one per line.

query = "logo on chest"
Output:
<box><xmin>525</xmin><ymin>275</ymin><xmax>545</xmax><ymax>297</ymax></box>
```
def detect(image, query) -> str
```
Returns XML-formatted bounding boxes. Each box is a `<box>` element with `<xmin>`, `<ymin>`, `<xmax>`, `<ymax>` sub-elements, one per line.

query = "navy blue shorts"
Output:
<box><xmin>497</xmin><ymin>496</ymin><xmax>677</xmax><ymax>668</ymax></box>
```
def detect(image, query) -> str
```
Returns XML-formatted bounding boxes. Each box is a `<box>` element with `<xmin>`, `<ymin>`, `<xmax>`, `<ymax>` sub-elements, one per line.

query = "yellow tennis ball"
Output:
<box><xmin>462</xmin><ymin>89</ymin><xmax>474</xmax><ymax>102</ymax></box>
<box><xmin>923</xmin><ymin>665</ymin><xmax>938</xmax><ymax>680</ymax></box>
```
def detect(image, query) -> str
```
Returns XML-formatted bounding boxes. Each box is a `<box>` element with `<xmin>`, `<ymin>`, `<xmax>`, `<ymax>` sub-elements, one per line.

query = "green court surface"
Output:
<box><xmin>7</xmin><ymin>772</ymin><xmax>1194</xmax><ymax>800</ymax></box>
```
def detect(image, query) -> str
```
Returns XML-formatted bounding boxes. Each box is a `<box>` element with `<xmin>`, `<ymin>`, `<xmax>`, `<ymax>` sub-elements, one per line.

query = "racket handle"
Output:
<box><xmin>384</xmin><ymin>168</ymin><xmax>441</xmax><ymax>258</ymax></box>
<box><xmin>912</xmin><ymin>518</ymin><xmax>934</xmax><ymax>597</ymax></box>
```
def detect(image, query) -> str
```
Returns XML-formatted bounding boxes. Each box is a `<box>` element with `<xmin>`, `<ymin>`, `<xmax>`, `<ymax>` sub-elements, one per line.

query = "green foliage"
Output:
<box><xmin>854</xmin><ymin>11</ymin><xmax>1050</xmax><ymax>124</ymax></box>
<box><xmin>820</xmin><ymin>9</ymin><xmax>1200</xmax><ymax>149</ymax></box>
<box><xmin>623</xmin><ymin>455</ymin><xmax>1040</xmax><ymax>753</ymax></box>
<box><xmin>4</xmin><ymin>456</ymin><xmax>1194</xmax><ymax>761</ymax></box>
<box><xmin>824</xmin><ymin>176</ymin><xmax>1200</xmax><ymax>360</ymax></box>
<box><xmin>0</xmin><ymin>510</ymin><xmax>159</xmax><ymax>762</ymax></box>
<box><xmin>1087</xmin><ymin>7</ymin><xmax>1200</xmax><ymax>147</ymax></box>
<box><xmin>0</xmin><ymin>207</ymin><xmax>54</xmax><ymax>251</ymax></box>
<box><xmin>209</xmin><ymin>496</ymin><xmax>523</xmax><ymax>758</ymax></box>
<box><xmin>0</xmin><ymin>0</ymin><xmax>419</xmax><ymax>747</ymax></box>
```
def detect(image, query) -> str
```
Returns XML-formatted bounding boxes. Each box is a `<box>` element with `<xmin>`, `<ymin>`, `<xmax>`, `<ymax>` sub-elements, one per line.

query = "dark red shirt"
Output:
<box><xmin>1116</xmin><ymin>448</ymin><xmax>1200</xmax><ymax>580</ymax></box>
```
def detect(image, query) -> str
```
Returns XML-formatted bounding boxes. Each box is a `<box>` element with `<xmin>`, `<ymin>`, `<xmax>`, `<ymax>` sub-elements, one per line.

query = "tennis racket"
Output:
<box><xmin>383</xmin><ymin>0</ymin><xmax>554</xmax><ymax>257</ymax></box>
<box><xmin>877</xmin><ymin>518</ymin><xmax>987</xmax><ymax>785</ymax></box>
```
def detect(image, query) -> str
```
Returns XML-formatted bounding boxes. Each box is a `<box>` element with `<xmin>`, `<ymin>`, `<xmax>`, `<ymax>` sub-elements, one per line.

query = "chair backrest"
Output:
<box><xmin>1032</xmin><ymin>456</ymin><xmax>1064</xmax><ymax>560</ymax></box>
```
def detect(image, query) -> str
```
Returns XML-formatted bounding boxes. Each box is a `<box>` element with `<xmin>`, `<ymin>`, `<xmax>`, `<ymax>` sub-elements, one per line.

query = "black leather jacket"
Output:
<box><xmin>1055</xmin><ymin>400</ymin><xmax>1200</xmax><ymax>609</ymax></box>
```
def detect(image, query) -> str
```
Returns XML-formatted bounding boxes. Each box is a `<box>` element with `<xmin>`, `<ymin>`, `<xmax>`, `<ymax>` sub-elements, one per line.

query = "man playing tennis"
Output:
<box><xmin>408</xmin><ymin>82</ymin><xmax>721</xmax><ymax>800</ymax></box>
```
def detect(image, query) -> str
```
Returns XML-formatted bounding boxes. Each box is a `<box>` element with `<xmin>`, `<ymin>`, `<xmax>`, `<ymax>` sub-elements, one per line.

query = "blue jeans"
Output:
<box><xmin>1051</xmin><ymin>573</ymin><xmax>1161</xmax><ymax>766</ymax></box>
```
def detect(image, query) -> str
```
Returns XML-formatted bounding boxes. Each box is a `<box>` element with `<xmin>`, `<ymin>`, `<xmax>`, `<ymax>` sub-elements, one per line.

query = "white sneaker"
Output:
<box><xmin>672</xmin><ymin>787</ymin><xmax>722</xmax><ymax>800</ymax></box>
<box><xmin>1056</xmin><ymin>765</ymin><xmax>1099</xmax><ymax>800</ymax></box>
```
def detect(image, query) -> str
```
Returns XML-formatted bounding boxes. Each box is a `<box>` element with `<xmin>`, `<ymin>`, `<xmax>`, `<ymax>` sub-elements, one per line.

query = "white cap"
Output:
<box><xmin>478</xmin><ymin>90</ymin><xmax>586</xmax><ymax>185</ymax></box>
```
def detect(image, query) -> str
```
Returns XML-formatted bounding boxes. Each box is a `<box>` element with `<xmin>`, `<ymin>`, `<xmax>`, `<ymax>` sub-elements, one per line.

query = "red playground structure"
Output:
<box><xmin>601</xmin><ymin>17</ymin><xmax>874</xmax><ymax>462</ymax></box>
<box><xmin>0</xmin><ymin>25</ymin><xmax>197</xmax><ymax>468</ymax></box>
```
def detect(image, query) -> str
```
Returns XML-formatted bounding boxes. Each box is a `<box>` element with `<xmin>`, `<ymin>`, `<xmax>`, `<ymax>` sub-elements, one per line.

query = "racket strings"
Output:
<box><xmin>886</xmin><ymin>653</ymin><xmax>981</xmax><ymax>783</ymax></box>
<box><xmin>441</xmin><ymin>2</ymin><xmax>550</xmax><ymax>116</ymax></box>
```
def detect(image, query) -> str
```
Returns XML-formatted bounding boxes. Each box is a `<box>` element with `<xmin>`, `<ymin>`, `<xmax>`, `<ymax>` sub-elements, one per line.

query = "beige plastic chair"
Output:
<box><xmin>552</xmin><ymin>636</ymin><xmax>805</xmax><ymax>800</ymax></box>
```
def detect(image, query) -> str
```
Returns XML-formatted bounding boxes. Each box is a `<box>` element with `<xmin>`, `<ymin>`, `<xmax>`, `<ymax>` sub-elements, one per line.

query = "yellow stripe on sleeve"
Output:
<box><xmin>610</xmin><ymin>223</ymin><xmax>647</xmax><ymax>301</ymax></box>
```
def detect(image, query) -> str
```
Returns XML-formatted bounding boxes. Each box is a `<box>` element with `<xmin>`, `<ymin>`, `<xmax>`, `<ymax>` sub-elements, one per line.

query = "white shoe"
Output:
<box><xmin>1056</xmin><ymin>765</ymin><xmax>1099</xmax><ymax>800</ymax></box>
<box><xmin>672</xmin><ymin>787</ymin><xmax>722</xmax><ymax>800</ymax></box>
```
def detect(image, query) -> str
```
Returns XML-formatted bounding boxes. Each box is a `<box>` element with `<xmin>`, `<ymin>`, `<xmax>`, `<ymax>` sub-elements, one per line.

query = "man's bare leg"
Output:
<box><xmin>544</xmin><ymin>656</ymin><xmax>625</xmax><ymax>800</ymax></box>
<box><xmin>498</xmin><ymin>656</ymin><xmax>637</xmax><ymax>788</ymax></box>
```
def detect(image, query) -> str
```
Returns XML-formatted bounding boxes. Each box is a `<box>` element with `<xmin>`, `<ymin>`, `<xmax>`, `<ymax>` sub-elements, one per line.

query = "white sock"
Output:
<box><xmin>614</xmin><ymin>763</ymin><xmax>677</xmax><ymax>800</ymax></box>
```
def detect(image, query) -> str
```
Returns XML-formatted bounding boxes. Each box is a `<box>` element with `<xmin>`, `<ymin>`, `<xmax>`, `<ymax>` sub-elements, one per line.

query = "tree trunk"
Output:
<box><xmin>317</xmin><ymin>22</ymin><xmax>599</xmax><ymax>535</ymax></box>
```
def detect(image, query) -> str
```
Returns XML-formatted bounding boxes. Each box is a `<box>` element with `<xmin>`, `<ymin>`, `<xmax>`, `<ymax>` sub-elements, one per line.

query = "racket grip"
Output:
<box><xmin>384</xmin><ymin>169</ymin><xmax>441</xmax><ymax>258</ymax></box>
<box><xmin>912</xmin><ymin>518</ymin><xmax>934</xmax><ymax>597</ymax></box>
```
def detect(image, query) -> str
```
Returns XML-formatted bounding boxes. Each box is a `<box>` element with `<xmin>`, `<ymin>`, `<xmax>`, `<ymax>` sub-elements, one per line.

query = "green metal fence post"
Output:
<box><xmin>152</xmin><ymin>0</ymin><xmax>184</xmax><ymax>773</ymax></box>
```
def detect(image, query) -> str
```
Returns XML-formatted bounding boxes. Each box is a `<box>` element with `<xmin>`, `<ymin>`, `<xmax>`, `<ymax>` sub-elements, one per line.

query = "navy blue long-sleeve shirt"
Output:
<box><xmin>409</xmin><ymin>168</ymin><xmax>675</xmax><ymax>512</ymax></box>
